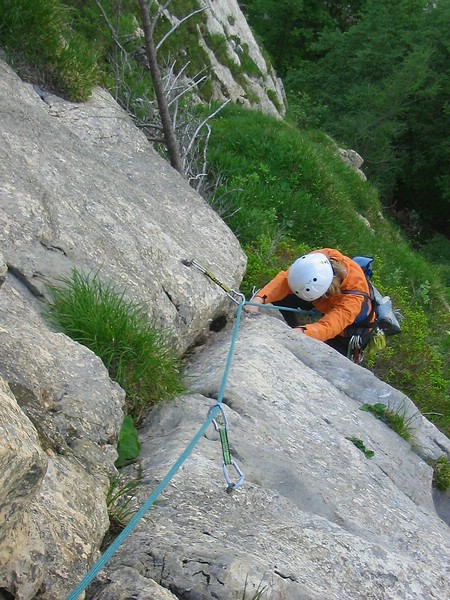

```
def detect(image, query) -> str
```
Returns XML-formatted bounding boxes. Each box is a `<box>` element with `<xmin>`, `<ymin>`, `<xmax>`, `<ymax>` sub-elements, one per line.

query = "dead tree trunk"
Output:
<box><xmin>137</xmin><ymin>0</ymin><xmax>184</xmax><ymax>176</ymax></box>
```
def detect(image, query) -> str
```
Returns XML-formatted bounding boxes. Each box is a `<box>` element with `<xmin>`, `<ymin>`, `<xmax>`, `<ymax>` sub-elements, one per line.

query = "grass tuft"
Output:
<box><xmin>46</xmin><ymin>269</ymin><xmax>185</xmax><ymax>423</ymax></box>
<box><xmin>432</xmin><ymin>456</ymin><xmax>450</xmax><ymax>492</ymax></box>
<box><xmin>102</xmin><ymin>474</ymin><xmax>140</xmax><ymax>548</ymax></box>
<box><xmin>241</xmin><ymin>575</ymin><xmax>268</xmax><ymax>599</ymax></box>
<box><xmin>106</xmin><ymin>476</ymin><xmax>139</xmax><ymax>529</ymax></box>
<box><xmin>360</xmin><ymin>403</ymin><xmax>415</xmax><ymax>443</ymax></box>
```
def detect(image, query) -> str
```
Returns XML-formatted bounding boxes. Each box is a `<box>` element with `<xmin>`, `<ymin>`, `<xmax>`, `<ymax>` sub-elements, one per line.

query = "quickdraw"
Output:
<box><xmin>182</xmin><ymin>258</ymin><xmax>245</xmax><ymax>305</ymax></box>
<box><xmin>209</xmin><ymin>404</ymin><xmax>245</xmax><ymax>491</ymax></box>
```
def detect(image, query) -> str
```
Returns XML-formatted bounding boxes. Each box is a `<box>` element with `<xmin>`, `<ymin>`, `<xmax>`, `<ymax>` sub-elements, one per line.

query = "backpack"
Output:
<box><xmin>352</xmin><ymin>256</ymin><xmax>402</xmax><ymax>336</ymax></box>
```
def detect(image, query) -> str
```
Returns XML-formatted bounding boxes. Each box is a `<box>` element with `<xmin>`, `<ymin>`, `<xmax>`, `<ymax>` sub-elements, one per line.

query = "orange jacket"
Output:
<box><xmin>256</xmin><ymin>248</ymin><xmax>374</xmax><ymax>341</ymax></box>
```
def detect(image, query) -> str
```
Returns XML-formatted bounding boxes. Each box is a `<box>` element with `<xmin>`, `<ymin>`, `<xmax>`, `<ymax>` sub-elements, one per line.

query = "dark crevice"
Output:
<box><xmin>39</xmin><ymin>240</ymin><xmax>67</xmax><ymax>256</ymax></box>
<box><xmin>274</xmin><ymin>569</ymin><xmax>298</xmax><ymax>582</ymax></box>
<box><xmin>221</xmin><ymin>396</ymin><xmax>250</xmax><ymax>419</ymax></box>
<box><xmin>192</xmin><ymin>570</ymin><xmax>211</xmax><ymax>584</ymax></box>
<box><xmin>162</xmin><ymin>286</ymin><xmax>176</xmax><ymax>306</ymax></box>
<box><xmin>0</xmin><ymin>588</ymin><xmax>16</xmax><ymax>600</ymax></box>
<box><xmin>198</xmin><ymin>392</ymin><xmax>252</xmax><ymax>422</ymax></box>
<box><xmin>435</xmin><ymin>439</ymin><xmax>449</xmax><ymax>453</ymax></box>
<box><xmin>209</xmin><ymin>314</ymin><xmax>227</xmax><ymax>332</ymax></box>
<box><xmin>162</xmin><ymin>285</ymin><xmax>182</xmax><ymax>316</ymax></box>
<box><xmin>6</xmin><ymin>263</ymin><xmax>45</xmax><ymax>299</ymax></box>
<box><xmin>181</xmin><ymin>558</ymin><xmax>211</xmax><ymax>566</ymax></box>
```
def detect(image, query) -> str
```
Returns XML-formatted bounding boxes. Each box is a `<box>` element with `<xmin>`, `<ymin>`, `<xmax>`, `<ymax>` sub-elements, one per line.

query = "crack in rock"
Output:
<box><xmin>7</xmin><ymin>263</ymin><xmax>45</xmax><ymax>299</ymax></box>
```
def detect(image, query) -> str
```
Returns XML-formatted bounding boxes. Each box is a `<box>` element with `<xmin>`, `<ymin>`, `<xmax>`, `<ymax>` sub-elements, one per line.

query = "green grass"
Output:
<box><xmin>206</xmin><ymin>103</ymin><xmax>450</xmax><ymax>437</ymax></box>
<box><xmin>431</xmin><ymin>456</ymin><xmax>450</xmax><ymax>492</ymax></box>
<box><xmin>0</xmin><ymin>0</ymin><xmax>99</xmax><ymax>100</ymax></box>
<box><xmin>102</xmin><ymin>474</ymin><xmax>140</xmax><ymax>548</ymax></box>
<box><xmin>360</xmin><ymin>403</ymin><xmax>415</xmax><ymax>443</ymax></box>
<box><xmin>46</xmin><ymin>269</ymin><xmax>185</xmax><ymax>423</ymax></box>
<box><xmin>106</xmin><ymin>475</ymin><xmax>139</xmax><ymax>529</ymax></box>
<box><xmin>266</xmin><ymin>88</ymin><xmax>282</xmax><ymax>113</ymax></box>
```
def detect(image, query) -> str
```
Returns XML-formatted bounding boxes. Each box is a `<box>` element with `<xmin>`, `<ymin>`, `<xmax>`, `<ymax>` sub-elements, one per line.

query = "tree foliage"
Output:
<box><xmin>243</xmin><ymin>0</ymin><xmax>450</xmax><ymax>239</ymax></box>
<box><xmin>238</xmin><ymin>0</ymin><xmax>365</xmax><ymax>74</ymax></box>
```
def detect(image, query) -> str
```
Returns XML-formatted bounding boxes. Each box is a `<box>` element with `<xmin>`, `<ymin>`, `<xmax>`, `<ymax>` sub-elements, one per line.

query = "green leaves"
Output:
<box><xmin>346</xmin><ymin>437</ymin><xmax>375</xmax><ymax>459</ymax></box>
<box><xmin>116</xmin><ymin>415</ymin><xmax>141</xmax><ymax>468</ymax></box>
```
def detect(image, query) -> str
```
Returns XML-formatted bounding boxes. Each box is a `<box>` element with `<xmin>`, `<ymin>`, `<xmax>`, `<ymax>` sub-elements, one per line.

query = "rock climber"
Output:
<box><xmin>245</xmin><ymin>248</ymin><xmax>376</xmax><ymax>360</ymax></box>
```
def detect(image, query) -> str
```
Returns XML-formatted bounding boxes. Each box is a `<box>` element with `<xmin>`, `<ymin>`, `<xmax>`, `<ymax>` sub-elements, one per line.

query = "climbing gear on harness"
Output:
<box><xmin>182</xmin><ymin>258</ymin><xmax>245</xmax><ymax>304</ymax></box>
<box><xmin>366</xmin><ymin>327</ymin><xmax>387</xmax><ymax>355</ymax></box>
<box><xmin>343</xmin><ymin>256</ymin><xmax>402</xmax><ymax>363</ymax></box>
<box><xmin>209</xmin><ymin>404</ymin><xmax>245</xmax><ymax>491</ymax></box>
<box><xmin>352</xmin><ymin>256</ymin><xmax>402</xmax><ymax>336</ymax></box>
<box><xmin>347</xmin><ymin>334</ymin><xmax>364</xmax><ymax>364</ymax></box>
<box><xmin>288</xmin><ymin>252</ymin><xmax>334</xmax><ymax>301</ymax></box>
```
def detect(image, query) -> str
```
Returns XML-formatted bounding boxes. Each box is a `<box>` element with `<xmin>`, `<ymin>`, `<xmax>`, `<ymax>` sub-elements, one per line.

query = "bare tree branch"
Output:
<box><xmin>95</xmin><ymin>0</ymin><xmax>226</xmax><ymax>193</ymax></box>
<box><xmin>185</xmin><ymin>99</ymin><xmax>231</xmax><ymax>158</ymax></box>
<box><xmin>94</xmin><ymin>0</ymin><xmax>127</xmax><ymax>55</ymax></box>
<box><xmin>156</xmin><ymin>7</ymin><xmax>206</xmax><ymax>52</ymax></box>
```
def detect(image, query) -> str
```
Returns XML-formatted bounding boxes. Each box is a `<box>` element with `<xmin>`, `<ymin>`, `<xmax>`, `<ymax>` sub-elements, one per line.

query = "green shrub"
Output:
<box><xmin>46</xmin><ymin>269</ymin><xmax>185</xmax><ymax>422</ymax></box>
<box><xmin>0</xmin><ymin>0</ymin><xmax>99</xmax><ymax>100</ymax></box>
<box><xmin>432</xmin><ymin>456</ymin><xmax>450</xmax><ymax>492</ymax></box>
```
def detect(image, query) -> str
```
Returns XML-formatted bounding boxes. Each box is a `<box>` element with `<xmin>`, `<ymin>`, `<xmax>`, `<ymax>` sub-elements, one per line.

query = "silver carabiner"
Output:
<box><xmin>223</xmin><ymin>460</ymin><xmax>245</xmax><ymax>490</ymax></box>
<box><xmin>209</xmin><ymin>404</ymin><xmax>229</xmax><ymax>431</ymax></box>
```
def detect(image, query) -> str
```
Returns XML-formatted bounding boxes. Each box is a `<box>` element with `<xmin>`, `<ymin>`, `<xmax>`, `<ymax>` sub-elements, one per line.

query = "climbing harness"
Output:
<box><xmin>209</xmin><ymin>404</ymin><xmax>245</xmax><ymax>492</ymax></box>
<box><xmin>182</xmin><ymin>258</ymin><xmax>245</xmax><ymax>304</ymax></box>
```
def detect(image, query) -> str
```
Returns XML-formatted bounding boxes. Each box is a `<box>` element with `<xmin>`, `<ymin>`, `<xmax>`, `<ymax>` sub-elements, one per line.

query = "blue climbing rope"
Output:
<box><xmin>65</xmin><ymin>298</ymin><xmax>246</xmax><ymax>600</ymax></box>
<box><xmin>66</xmin><ymin>296</ymin><xmax>315</xmax><ymax>599</ymax></box>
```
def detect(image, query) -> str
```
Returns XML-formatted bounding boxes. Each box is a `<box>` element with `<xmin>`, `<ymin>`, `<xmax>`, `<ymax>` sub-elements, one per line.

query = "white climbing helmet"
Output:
<box><xmin>288</xmin><ymin>253</ymin><xmax>334</xmax><ymax>301</ymax></box>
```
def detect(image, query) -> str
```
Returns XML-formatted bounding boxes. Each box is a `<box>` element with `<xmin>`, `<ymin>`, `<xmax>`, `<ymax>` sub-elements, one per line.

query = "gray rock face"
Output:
<box><xmin>91</xmin><ymin>314</ymin><xmax>450</xmax><ymax>600</ymax></box>
<box><xmin>197</xmin><ymin>0</ymin><xmax>286</xmax><ymax>118</ymax></box>
<box><xmin>0</xmin><ymin>59</ymin><xmax>246</xmax><ymax>354</ymax></box>
<box><xmin>0</xmin><ymin>378</ymin><xmax>47</xmax><ymax>544</ymax></box>
<box><xmin>0</xmin><ymin>277</ymin><xmax>125</xmax><ymax>599</ymax></box>
<box><xmin>0</xmin><ymin>57</ymin><xmax>449</xmax><ymax>600</ymax></box>
<box><xmin>0</xmin><ymin>56</ymin><xmax>245</xmax><ymax>600</ymax></box>
<box><xmin>0</xmin><ymin>251</ymin><xmax>6</xmax><ymax>288</ymax></box>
